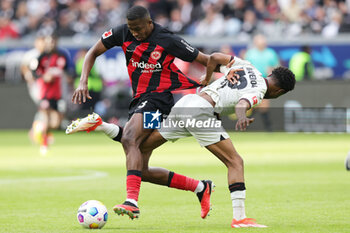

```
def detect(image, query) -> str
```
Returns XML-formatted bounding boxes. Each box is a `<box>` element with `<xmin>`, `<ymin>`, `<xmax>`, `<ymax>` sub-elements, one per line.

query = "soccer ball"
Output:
<box><xmin>77</xmin><ymin>200</ymin><xmax>108</xmax><ymax>229</ymax></box>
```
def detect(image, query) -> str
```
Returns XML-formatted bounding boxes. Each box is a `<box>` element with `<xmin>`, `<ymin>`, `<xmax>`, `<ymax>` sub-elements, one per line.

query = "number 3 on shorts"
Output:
<box><xmin>138</xmin><ymin>100</ymin><xmax>148</xmax><ymax>109</ymax></box>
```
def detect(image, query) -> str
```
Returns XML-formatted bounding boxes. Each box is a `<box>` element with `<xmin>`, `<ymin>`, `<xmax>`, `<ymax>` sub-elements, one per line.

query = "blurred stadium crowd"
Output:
<box><xmin>1</xmin><ymin>0</ymin><xmax>349</xmax><ymax>153</ymax></box>
<box><xmin>1</xmin><ymin>0</ymin><xmax>350</xmax><ymax>40</ymax></box>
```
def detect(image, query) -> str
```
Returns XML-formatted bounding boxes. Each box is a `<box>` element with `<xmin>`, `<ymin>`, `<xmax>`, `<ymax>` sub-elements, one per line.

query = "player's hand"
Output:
<box><xmin>226</xmin><ymin>59</ymin><xmax>235</xmax><ymax>68</ymax></box>
<box><xmin>235</xmin><ymin>117</ymin><xmax>255</xmax><ymax>131</ymax></box>
<box><xmin>200</xmin><ymin>75</ymin><xmax>210</xmax><ymax>86</ymax></box>
<box><xmin>43</xmin><ymin>72</ymin><xmax>54</xmax><ymax>83</ymax></box>
<box><xmin>72</xmin><ymin>82</ymin><xmax>92</xmax><ymax>104</ymax></box>
<box><xmin>226</xmin><ymin>68</ymin><xmax>243</xmax><ymax>85</ymax></box>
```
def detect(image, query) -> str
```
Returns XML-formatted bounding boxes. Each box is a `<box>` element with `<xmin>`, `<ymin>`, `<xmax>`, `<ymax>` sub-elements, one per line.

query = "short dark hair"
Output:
<box><xmin>126</xmin><ymin>6</ymin><xmax>150</xmax><ymax>21</ymax></box>
<box><xmin>271</xmin><ymin>66</ymin><xmax>296</xmax><ymax>92</ymax></box>
<box><xmin>301</xmin><ymin>45</ymin><xmax>311</xmax><ymax>53</ymax></box>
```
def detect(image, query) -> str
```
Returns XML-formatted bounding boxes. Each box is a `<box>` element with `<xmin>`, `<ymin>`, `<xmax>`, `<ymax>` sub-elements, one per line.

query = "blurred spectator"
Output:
<box><xmin>304</xmin><ymin>0</ymin><xmax>317</xmax><ymax>20</ymax></box>
<box><xmin>245</xmin><ymin>34</ymin><xmax>279</xmax><ymax>132</ymax></box>
<box><xmin>245</xmin><ymin>34</ymin><xmax>279</xmax><ymax>77</ymax></box>
<box><xmin>0</xmin><ymin>0</ymin><xmax>349</xmax><ymax>39</ymax></box>
<box><xmin>339</xmin><ymin>1</ymin><xmax>350</xmax><ymax>33</ymax></box>
<box><xmin>0</xmin><ymin>16</ymin><xmax>19</xmax><ymax>40</ymax></box>
<box><xmin>57</xmin><ymin>10</ymin><xmax>75</xmax><ymax>37</ymax></box>
<box><xmin>97</xmin><ymin>0</ymin><xmax>128</xmax><ymax>31</ymax></box>
<box><xmin>240</xmin><ymin>9</ymin><xmax>258</xmax><ymax>36</ymax></box>
<box><xmin>177</xmin><ymin>0</ymin><xmax>193</xmax><ymax>25</ymax></box>
<box><xmin>310</xmin><ymin>6</ymin><xmax>327</xmax><ymax>34</ymax></box>
<box><xmin>289</xmin><ymin>45</ymin><xmax>314</xmax><ymax>81</ymax></box>
<box><xmin>21</xmin><ymin>34</ymin><xmax>46</xmax><ymax>104</ymax></box>
<box><xmin>322</xmin><ymin>10</ymin><xmax>343</xmax><ymax>37</ymax></box>
<box><xmin>281</xmin><ymin>0</ymin><xmax>302</xmax><ymax>23</ymax></box>
<box><xmin>221</xmin><ymin>0</ymin><xmax>247</xmax><ymax>22</ymax></box>
<box><xmin>253</xmin><ymin>0</ymin><xmax>270</xmax><ymax>21</ymax></box>
<box><xmin>0</xmin><ymin>0</ymin><xmax>15</xmax><ymax>19</ymax></box>
<box><xmin>194</xmin><ymin>3</ymin><xmax>225</xmax><ymax>36</ymax></box>
<box><xmin>168</xmin><ymin>8</ymin><xmax>185</xmax><ymax>33</ymax></box>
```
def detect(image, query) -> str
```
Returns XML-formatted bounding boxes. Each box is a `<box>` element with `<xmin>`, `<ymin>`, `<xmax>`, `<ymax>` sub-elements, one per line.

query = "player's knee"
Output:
<box><xmin>226</xmin><ymin>153</ymin><xmax>244</xmax><ymax>169</ymax></box>
<box><xmin>121</xmin><ymin>130</ymin><xmax>138</xmax><ymax>148</ymax></box>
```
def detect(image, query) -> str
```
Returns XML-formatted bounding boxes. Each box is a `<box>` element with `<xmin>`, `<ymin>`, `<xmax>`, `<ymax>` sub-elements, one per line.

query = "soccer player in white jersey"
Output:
<box><xmin>139</xmin><ymin>54</ymin><xmax>295</xmax><ymax>228</ymax></box>
<box><xmin>66</xmin><ymin>53</ymin><xmax>295</xmax><ymax>228</ymax></box>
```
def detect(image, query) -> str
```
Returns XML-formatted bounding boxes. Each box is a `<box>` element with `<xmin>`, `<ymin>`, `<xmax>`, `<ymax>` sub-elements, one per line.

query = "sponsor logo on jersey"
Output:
<box><xmin>102</xmin><ymin>29</ymin><xmax>112</xmax><ymax>39</ymax></box>
<box><xmin>151</xmin><ymin>51</ymin><xmax>161</xmax><ymax>60</ymax></box>
<box><xmin>130</xmin><ymin>58</ymin><xmax>162</xmax><ymax>73</ymax></box>
<box><xmin>181</xmin><ymin>39</ymin><xmax>195</xmax><ymax>53</ymax></box>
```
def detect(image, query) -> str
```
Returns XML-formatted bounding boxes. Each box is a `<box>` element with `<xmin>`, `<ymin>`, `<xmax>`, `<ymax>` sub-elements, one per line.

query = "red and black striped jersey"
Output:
<box><xmin>35</xmin><ymin>50</ymin><xmax>68</xmax><ymax>100</ymax></box>
<box><xmin>101</xmin><ymin>23</ymin><xmax>200</xmax><ymax>98</ymax></box>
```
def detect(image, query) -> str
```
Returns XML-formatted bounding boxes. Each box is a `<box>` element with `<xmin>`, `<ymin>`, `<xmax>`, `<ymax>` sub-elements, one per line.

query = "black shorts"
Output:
<box><xmin>40</xmin><ymin>99</ymin><xmax>58</xmax><ymax>111</ymax></box>
<box><xmin>128</xmin><ymin>92</ymin><xmax>174</xmax><ymax>120</ymax></box>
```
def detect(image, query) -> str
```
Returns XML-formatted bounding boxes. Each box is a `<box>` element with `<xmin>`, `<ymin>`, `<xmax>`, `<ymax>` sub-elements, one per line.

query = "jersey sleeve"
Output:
<box><xmin>232</xmin><ymin>56</ymin><xmax>251</xmax><ymax>67</ymax></box>
<box><xmin>239</xmin><ymin>92</ymin><xmax>263</xmax><ymax>109</ymax></box>
<box><xmin>35</xmin><ymin>54</ymin><xmax>45</xmax><ymax>78</ymax></box>
<box><xmin>164</xmin><ymin>34</ymin><xmax>199</xmax><ymax>62</ymax></box>
<box><xmin>101</xmin><ymin>25</ymin><xmax>126</xmax><ymax>49</ymax></box>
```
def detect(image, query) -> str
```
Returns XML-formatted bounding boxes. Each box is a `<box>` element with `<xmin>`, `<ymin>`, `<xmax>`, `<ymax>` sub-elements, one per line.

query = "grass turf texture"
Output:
<box><xmin>1</xmin><ymin>131</ymin><xmax>350</xmax><ymax>233</ymax></box>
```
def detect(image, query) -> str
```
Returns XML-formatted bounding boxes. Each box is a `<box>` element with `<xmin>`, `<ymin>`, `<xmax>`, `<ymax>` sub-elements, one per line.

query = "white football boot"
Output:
<box><xmin>66</xmin><ymin>113</ymin><xmax>102</xmax><ymax>135</ymax></box>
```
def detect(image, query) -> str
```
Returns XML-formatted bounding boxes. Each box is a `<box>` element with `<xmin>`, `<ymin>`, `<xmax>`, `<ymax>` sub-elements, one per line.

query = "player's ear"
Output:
<box><xmin>275</xmin><ymin>89</ymin><xmax>286</xmax><ymax>97</ymax></box>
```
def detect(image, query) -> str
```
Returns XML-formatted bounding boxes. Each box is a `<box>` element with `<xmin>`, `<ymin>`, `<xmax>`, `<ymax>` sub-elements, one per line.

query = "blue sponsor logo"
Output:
<box><xmin>143</xmin><ymin>110</ymin><xmax>162</xmax><ymax>129</ymax></box>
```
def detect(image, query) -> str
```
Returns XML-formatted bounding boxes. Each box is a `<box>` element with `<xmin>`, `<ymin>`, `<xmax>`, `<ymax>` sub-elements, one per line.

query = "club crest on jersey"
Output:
<box><xmin>151</xmin><ymin>51</ymin><xmax>161</xmax><ymax>60</ymax></box>
<box><xmin>102</xmin><ymin>29</ymin><xmax>112</xmax><ymax>39</ymax></box>
<box><xmin>252</xmin><ymin>96</ymin><xmax>258</xmax><ymax>105</ymax></box>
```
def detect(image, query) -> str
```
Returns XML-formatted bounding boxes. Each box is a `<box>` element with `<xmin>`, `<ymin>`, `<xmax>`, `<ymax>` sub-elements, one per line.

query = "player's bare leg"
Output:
<box><xmin>39</xmin><ymin>106</ymin><xmax>51</xmax><ymax>156</ymax></box>
<box><xmin>67</xmin><ymin>115</ymin><xmax>214</xmax><ymax>218</ymax></box>
<box><xmin>206</xmin><ymin>139</ymin><xmax>267</xmax><ymax>228</ymax></box>
<box><xmin>113</xmin><ymin>113</ymin><xmax>152</xmax><ymax>219</ymax></box>
<box><xmin>140</xmin><ymin>130</ymin><xmax>214</xmax><ymax>219</ymax></box>
<box><xmin>140</xmin><ymin>130</ymin><xmax>170</xmax><ymax>185</ymax></box>
<box><xmin>66</xmin><ymin>113</ymin><xmax>123</xmax><ymax>142</ymax></box>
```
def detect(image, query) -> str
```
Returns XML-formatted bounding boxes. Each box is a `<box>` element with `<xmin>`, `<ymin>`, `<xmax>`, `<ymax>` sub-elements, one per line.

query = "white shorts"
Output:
<box><xmin>159</xmin><ymin>94</ymin><xmax>229</xmax><ymax>147</ymax></box>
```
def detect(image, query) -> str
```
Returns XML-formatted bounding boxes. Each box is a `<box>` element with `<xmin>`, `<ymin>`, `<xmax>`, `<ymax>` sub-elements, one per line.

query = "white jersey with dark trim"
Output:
<box><xmin>201</xmin><ymin>57</ymin><xmax>267</xmax><ymax>115</ymax></box>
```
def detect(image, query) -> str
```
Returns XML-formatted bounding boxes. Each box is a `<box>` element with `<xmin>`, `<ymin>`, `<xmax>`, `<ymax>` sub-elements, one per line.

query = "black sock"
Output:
<box><xmin>112</xmin><ymin>126</ymin><xmax>123</xmax><ymax>142</ymax></box>
<box><xmin>229</xmin><ymin>182</ymin><xmax>246</xmax><ymax>193</ymax></box>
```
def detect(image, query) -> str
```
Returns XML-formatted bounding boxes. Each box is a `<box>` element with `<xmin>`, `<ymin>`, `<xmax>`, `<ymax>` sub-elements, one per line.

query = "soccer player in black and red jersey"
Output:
<box><xmin>71</xmin><ymin>6</ymin><xmax>227</xmax><ymax>219</ymax></box>
<box><xmin>34</xmin><ymin>35</ymin><xmax>69</xmax><ymax>155</ymax></box>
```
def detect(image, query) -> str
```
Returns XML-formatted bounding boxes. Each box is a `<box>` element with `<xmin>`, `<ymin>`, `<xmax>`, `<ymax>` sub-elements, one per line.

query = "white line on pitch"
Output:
<box><xmin>0</xmin><ymin>170</ymin><xmax>108</xmax><ymax>184</ymax></box>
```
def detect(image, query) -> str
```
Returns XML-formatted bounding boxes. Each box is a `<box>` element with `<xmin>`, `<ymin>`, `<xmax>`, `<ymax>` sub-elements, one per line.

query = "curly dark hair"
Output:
<box><xmin>271</xmin><ymin>66</ymin><xmax>296</xmax><ymax>92</ymax></box>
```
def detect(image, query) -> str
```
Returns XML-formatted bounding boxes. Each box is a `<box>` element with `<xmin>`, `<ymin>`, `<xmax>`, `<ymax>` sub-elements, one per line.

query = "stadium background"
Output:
<box><xmin>1</xmin><ymin>1</ymin><xmax>350</xmax><ymax>232</ymax></box>
<box><xmin>1</xmin><ymin>0</ymin><xmax>350</xmax><ymax>132</ymax></box>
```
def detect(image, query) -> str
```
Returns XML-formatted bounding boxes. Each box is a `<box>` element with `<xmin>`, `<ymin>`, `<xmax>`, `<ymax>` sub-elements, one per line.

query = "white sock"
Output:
<box><xmin>231</xmin><ymin>190</ymin><xmax>246</xmax><ymax>220</ymax></box>
<box><xmin>96</xmin><ymin>122</ymin><xmax>120</xmax><ymax>139</ymax></box>
<box><xmin>125</xmin><ymin>198</ymin><xmax>138</xmax><ymax>207</ymax></box>
<box><xmin>194</xmin><ymin>181</ymin><xmax>205</xmax><ymax>193</ymax></box>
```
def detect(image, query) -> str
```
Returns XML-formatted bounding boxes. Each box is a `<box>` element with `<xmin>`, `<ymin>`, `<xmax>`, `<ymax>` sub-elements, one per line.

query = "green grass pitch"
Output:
<box><xmin>1</xmin><ymin>130</ymin><xmax>350</xmax><ymax>233</ymax></box>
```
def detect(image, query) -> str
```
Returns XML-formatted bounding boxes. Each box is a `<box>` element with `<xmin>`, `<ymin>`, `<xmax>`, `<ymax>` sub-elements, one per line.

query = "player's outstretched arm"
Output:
<box><xmin>202</xmin><ymin>52</ymin><xmax>241</xmax><ymax>86</ymax></box>
<box><xmin>235</xmin><ymin>99</ymin><xmax>255</xmax><ymax>131</ymax></box>
<box><xmin>203</xmin><ymin>53</ymin><xmax>231</xmax><ymax>86</ymax></box>
<box><xmin>194</xmin><ymin>51</ymin><xmax>210</xmax><ymax>67</ymax></box>
<box><xmin>72</xmin><ymin>40</ymin><xmax>107</xmax><ymax>104</ymax></box>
